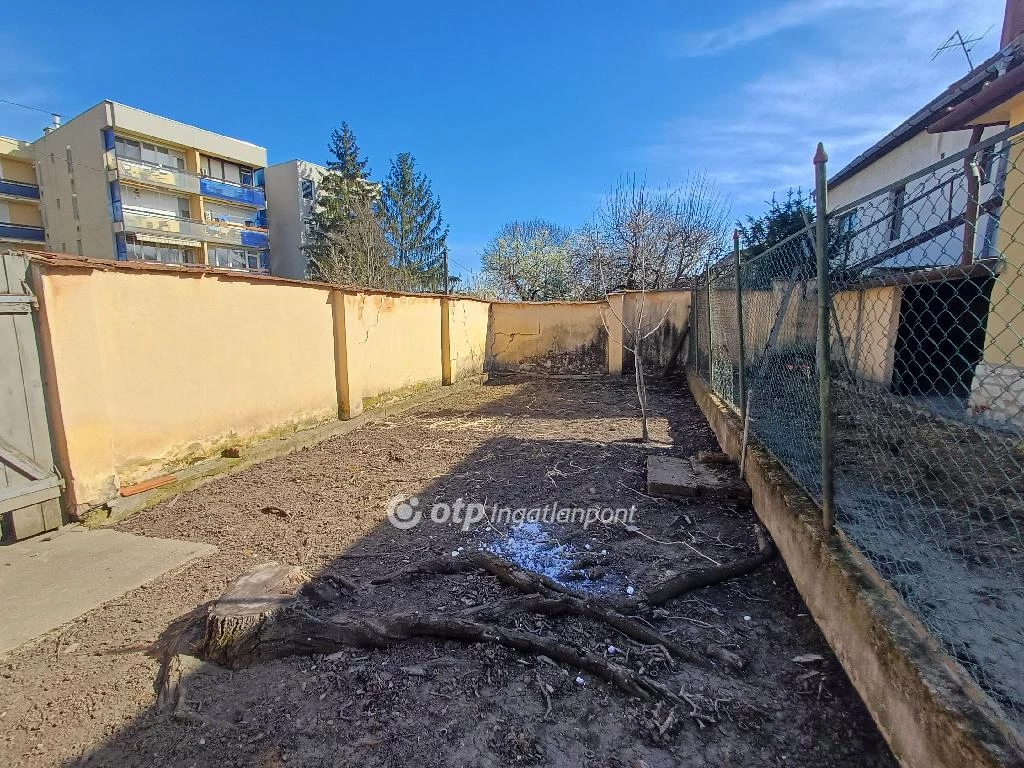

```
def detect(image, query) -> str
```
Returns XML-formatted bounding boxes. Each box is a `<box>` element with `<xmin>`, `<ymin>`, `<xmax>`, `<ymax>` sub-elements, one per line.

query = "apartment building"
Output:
<box><xmin>0</xmin><ymin>136</ymin><xmax>45</xmax><ymax>250</ymax></box>
<box><xmin>32</xmin><ymin>101</ymin><xmax>270</xmax><ymax>272</ymax></box>
<box><xmin>264</xmin><ymin>159</ymin><xmax>327</xmax><ymax>280</ymax></box>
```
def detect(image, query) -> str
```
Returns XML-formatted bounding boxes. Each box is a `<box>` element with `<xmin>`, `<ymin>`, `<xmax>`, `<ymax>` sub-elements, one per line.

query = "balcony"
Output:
<box><xmin>121</xmin><ymin>208</ymin><xmax>206</xmax><ymax>241</ymax></box>
<box><xmin>0</xmin><ymin>222</ymin><xmax>46</xmax><ymax>242</ymax></box>
<box><xmin>204</xmin><ymin>221</ymin><xmax>269</xmax><ymax>248</ymax></box>
<box><xmin>121</xmin><ymin>208</ymin><xmax>270</xmax><ymax>250</ymax></box>
<box><xmin>0</xmin><ymin>179</ymin><xmax>41</xmax><ymax>201</ymax></box>
<box><xmin>116</xmin><ymin>158</ymin><xmax>199</xmax><ymax>195</ymax></box>
<box><xmin>199</xmin><ymin>176</ymin><xmax>266</xmax><ymax>207</ymax></box>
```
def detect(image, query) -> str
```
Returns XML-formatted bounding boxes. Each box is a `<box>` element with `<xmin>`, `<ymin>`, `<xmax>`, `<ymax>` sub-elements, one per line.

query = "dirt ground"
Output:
<box><xmin>0</xmin><ymin>376</ymin><xmax>895</xmax><ymax>767</ymax></box>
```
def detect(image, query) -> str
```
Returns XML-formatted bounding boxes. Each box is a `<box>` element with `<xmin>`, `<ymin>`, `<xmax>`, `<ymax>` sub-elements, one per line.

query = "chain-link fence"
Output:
<box><xmin>692</xmin><ymin>124</ymin><xmax>1024</xmax><ymax>734</ymax></box>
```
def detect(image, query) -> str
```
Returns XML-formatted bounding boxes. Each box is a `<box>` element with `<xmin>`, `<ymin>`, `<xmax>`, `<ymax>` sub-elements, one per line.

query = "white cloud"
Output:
<box><xmin>679</xmin><ymin>0</ymin><xmax>896</xmax><ymax>56</ymax></box>
<box><xmin>647</xmin><ymin>0</ymin><xmax>1006</xmax><ymax>215</ymax></box>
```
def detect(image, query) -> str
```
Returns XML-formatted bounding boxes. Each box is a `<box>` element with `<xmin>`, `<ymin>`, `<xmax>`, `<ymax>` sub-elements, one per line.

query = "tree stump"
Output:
<box><xmin>202</xmin><ymin>562</ymin><xmax>309</xmax><ymax>668</ymax></box>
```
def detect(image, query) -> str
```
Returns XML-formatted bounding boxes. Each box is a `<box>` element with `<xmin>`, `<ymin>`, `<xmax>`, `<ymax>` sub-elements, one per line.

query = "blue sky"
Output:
<box><xmin>1</xmin><ymin>0</ymin><xmax>1006</xmax><ymax>277</ymax></box>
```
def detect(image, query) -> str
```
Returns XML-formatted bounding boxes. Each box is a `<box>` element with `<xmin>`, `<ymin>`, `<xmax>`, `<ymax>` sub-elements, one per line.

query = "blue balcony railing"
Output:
<box><xmin>0</xmin><ymin>222</ymin><xmax>46</xmax><ymax>242</ymax></box>
<box><xmin>241</xmin><ymin>229</ymin><xmax>269</xmax><ymax>248</ymax></box>
<box><xmin>200</xmin><ymin>176</ymin><xmax>266</xmax><ymax>207</ymax></box>
<box><xmin>0</xmin><ymin>179</ymin><xmax>41</xmax><ymax>200</ymax></box>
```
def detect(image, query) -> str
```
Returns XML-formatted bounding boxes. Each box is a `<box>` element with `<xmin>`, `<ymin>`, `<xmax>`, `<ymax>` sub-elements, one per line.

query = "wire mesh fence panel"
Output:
<box><xmin>708</xmin><ymin>260</ymin><xmax>739</xmax><ymax>409</ymax></box>
<box><xmin>827</xmin><ymin>129</ymin><xmax>1024</xmax><ymax>730</ymax></box>
<box><xmin>691</xmin><ymin>125</ymin><xmax>1024</xmax><ymax>734</ymax></box>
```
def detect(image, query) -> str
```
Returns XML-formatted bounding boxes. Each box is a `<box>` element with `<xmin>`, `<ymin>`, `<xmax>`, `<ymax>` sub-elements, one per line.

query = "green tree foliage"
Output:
<box><xmin>381</xmin><ymin>153</ymin><xmax>449</xmax><ymax>292</ymax></box>
<box><xmin>479</xmin><ymin>220</ymin><xmax>577</xmax><ymax>301</ymax></box>
<box><xmin>305</xmin><ymin>122</ymin><xmax>385</xmax><ymax>284</ymax></box>
<box><xmin>734</xmin><ymin>188</ymin><xmax>815</xmax><ymax>288</ymax></box>
<box><xmin>326</xmin><ymin>122</ymin><xmax>370</xmax><ymax>180</ymax></box>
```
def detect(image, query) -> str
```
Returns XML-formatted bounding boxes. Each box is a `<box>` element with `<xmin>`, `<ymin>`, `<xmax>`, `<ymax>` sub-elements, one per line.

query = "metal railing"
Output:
<box><xmin>692</xmin><ymin>124</ymin><xmax>1024</xmax><ymax>734</ymax></box>
<box><xmin>0</xmin><ymin>222</ymin><xmax>46</xmax><ymax>242</ymax></box>
<box><xmin>116</xmin><ymin>157</ymin><xmax>200</xmax><ymax>195</ymax></box>
<box><xmin>0</xmin><ymin>179</ymin><xmax>41</xmax><ymax>200</ymax></box>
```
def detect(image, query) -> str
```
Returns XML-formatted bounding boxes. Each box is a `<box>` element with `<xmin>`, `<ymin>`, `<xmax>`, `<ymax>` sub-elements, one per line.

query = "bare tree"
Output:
<box><xmin>584</xmin><ymin>173</ymin><xmax>727</xmax><ymax>440</ymax></box>
<box><xmin>598</xmin><ymin>261</ymin><xmax>677</xmax><ymax>443</ymax></box>
<box><xmin>577</xmin><ymin>172</ymin><xmax>729</xmax><ymax>295</ymax></box>
<box><xmin>308</xmin><ymin>194</ymin><xmax>416</xmax><ymax>291</ymax></box>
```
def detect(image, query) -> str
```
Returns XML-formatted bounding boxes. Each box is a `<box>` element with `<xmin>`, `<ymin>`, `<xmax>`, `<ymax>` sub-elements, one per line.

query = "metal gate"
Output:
<box><xmin>0</xmin><ymin>251</ymin><xmax>62</xmax><ymax>540</ymax></box>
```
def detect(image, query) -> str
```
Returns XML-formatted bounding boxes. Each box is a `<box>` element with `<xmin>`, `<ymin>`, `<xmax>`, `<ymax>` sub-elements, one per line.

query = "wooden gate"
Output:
<box><xmin>0</xmin><ymin>251</ymin><xmax>62</xmax><ymax>540</ymax></box>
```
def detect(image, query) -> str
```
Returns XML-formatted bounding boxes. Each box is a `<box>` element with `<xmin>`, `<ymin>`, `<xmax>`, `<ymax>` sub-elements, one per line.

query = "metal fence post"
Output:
<box><xmin>733</xmin><ymin>229</ymin><xmax>747</xmax><ymax>417</ymax></box>
<box><xmin>705</xmin><ymin>259</ymin><xmax>713</xmax><ymax>379</ymax></box>
<box><xmin>813</xmin><ymin>142</ymin><xmax>834</xmax><ymax>534</ymax></box>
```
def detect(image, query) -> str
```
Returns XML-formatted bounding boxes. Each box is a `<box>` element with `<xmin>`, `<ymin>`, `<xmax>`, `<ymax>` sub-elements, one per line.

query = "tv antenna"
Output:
<box><xmin>932</xmin><ymin>27</ymin><xmax>992</xmax><ymax>71</ymax></box>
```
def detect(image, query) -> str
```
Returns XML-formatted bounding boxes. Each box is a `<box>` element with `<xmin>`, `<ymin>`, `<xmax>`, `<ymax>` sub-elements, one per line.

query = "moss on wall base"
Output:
<box><xmin>361</xmin><ymin>378</ymin><xmax>443</xmax><ymax>412</ymax></box>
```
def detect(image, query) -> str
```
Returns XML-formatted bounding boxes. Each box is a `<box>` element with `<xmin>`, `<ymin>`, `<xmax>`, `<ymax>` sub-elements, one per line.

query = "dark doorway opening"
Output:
<box><xmin>891</xmin><ymin>276</ymin><xmax>995</xmax><ymax>398</ymax></box>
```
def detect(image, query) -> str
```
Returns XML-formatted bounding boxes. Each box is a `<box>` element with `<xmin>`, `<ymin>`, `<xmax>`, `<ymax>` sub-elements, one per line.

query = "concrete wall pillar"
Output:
<box><xmin>605</xmin><ymin>293</ymin><xmax>625</xmax><ymax>375</ymax></box>
<box><xmin>441</xmin><ymin>298</ymin><xmax>454</xmax><ymax>385</ymax></box>
<box><xmin>330</xmin><ymin>290</ymin><xmax>363</xmax><ymax>419</ymax></box>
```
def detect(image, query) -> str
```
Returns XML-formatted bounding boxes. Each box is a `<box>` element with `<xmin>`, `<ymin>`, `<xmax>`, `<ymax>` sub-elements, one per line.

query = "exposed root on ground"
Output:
<box><xmin>167</xmin><ymin>530</ymin><xmax>774</xmax><ymax>706</ymax></box>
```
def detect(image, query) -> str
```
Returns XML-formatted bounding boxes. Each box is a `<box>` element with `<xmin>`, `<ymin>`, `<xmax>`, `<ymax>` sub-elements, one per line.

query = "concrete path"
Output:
<box><xmin>0</xmin><ymin>525</ymin><xmax>216</xmax><ymax>654</ymax></box>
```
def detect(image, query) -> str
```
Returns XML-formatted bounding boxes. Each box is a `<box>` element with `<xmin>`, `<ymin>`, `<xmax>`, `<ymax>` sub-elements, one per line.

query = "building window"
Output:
<box><xmin>208</xmin><ymin>245</ymin><xmax>266</xmax><ymax>272</ymax></box>
<box><xmin>201</xmin><ymin>156</ymin><xmax>256</xmax><ymax>187</ymax></box>
<box><xmin>887</xmin><ymin>185</ymin><xmax>905</xmax><ymax>242</ymax></box>
<box><xmin>115</xmin><ymin>136</ymin><xmax>186</xmax><ymax>170</ymax></box>
<box><xmin>838</xmin><ymin>210</ymin><xmax>857</xmax><ymax>262</ymax></box>
<box><xmin>301</xmin><ymin>178</ymin><xmax>315</xmax><ymax>200</ymax></box>
<box><xmin>124</xmin><ymin>235</ymin><xmax>196</xmax><ymax>265</ymax></box>
<box><xmin>121</xmin><ymin>187</ymin><xmax>192</xmax><ymax>220</ymax></box>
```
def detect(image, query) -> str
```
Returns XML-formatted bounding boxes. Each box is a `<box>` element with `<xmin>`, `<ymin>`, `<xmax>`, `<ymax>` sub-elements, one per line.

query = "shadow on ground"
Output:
<box><xmin>0</xmin><ymin>376</ymin><xmax>894</xmax><ymax>767</ymax></box>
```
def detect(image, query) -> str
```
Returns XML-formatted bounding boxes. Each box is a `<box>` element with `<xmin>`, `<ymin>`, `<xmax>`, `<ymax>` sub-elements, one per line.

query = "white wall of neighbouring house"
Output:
<box><xmin>829</xmin><ymin>126</ymin><xmax>1006</xmax><ymax>270</ymax></box>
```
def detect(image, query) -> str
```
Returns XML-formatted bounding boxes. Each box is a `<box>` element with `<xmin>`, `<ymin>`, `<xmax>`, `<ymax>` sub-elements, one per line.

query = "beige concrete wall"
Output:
<box><xmin>832</xmin><ymin>285</ymin><xmax>903</xmax><ymax>386</ymax></box>
<box><xmin>620</xmin><ymin>290</ymin><xmax>692</xmax><ymax>370</ymax></box>
<box><xmin>710</xmin><ymin>284</ymin><xmax>817</xmax><ymax>363</ymax></box>
<box><xmin>487</xmin><ymin>300</ymin><xmax>610</xmax><ymax>374</ymax></box>
<box><xmin>708</xmin><ymin>283</ymin><xmax>901</xmax><ymax>388</ymax></box>
<box><xmin>965</xmin><ymin>96</ymin><xmax>1024</xmax><ymax>428</ymax></box>
<box><xmin>488</xmin><ymin>291</ymin><xmax>693</xmax><ymax>376</ymax></box>
<box><xmin>444</xmin><ymin>297</ymin><xmax>490</xmax><ymax>383</ymax></box>
<box><xmin>332</xmin><ymin>291</ymin><xmax>444</xmax><ymax>415</ymax></box>
<box><xmin>32</xmin><ymin>259</ymin><xmax>338</xmax><ymax>509</ymax></box>
<box><xmin>25</xmin><ymin>256</ymin><xmax>693</xmax><ymax>512</ymax></box>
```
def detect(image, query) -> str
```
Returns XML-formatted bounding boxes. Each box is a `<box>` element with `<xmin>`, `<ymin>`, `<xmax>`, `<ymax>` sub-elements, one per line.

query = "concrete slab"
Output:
<box><xmin>646</xmin><ymin>455</ymin><xmax>751</xmax><ymax>501</ymax></box>
<box><xmin>0</xmin><ymin>525</ymin><xmax>216</xmax><ymax>654</ymax></box>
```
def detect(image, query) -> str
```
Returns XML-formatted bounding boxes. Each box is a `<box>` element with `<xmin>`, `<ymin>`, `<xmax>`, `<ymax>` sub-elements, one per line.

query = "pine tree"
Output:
<box><xmin>381</xmin><ymin>153</ymin><xmax>449</xmax><ymax>292</ymax></box>
<box><xmin>325</xmin><ymin>123</ymin><xmax>369</xmax><ymax>180</ymax></box>
<box><xmin>305</xmin><ymin>122</ymin><xmax>384</xmax><ymax>283</ymax></box>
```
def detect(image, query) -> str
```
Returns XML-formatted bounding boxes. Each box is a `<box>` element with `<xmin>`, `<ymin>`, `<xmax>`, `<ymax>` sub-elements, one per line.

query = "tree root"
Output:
<box><xmin>371</xmin><ymin>531</ymin><xmax>774</xmax><ymax>671</ymax></box>
<box><xmin>374</xmin><ymin>531</ymin><xmax>774</xmax><ymax>612</ymax></box>
<box><xmin>182</xmin><ymin>528</ymin><xmax>776</xmax><ymax>715</ymax></box>
<box><xmin>644</xmin><ymin>528</ymin><xmax>775</xmax><ymax>607</ymax></box>
<box><xmin>204</xmin><ymin>605</ymin><xmax>684</xmax><ymax>704</ymax></box>
<box><xmin>464</xmin><ymin>593</ymin><xmax>704</xmax><ymax>666</ymax></box>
